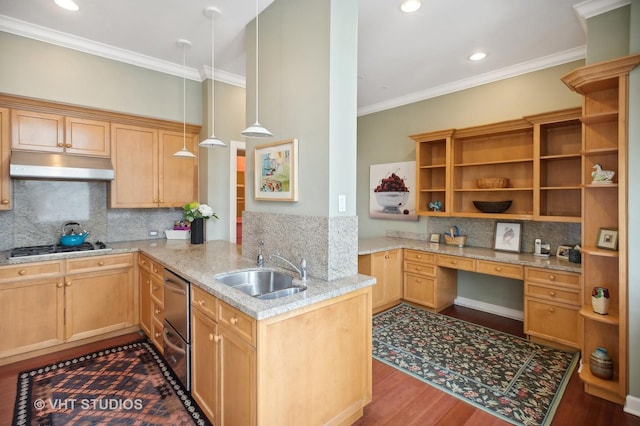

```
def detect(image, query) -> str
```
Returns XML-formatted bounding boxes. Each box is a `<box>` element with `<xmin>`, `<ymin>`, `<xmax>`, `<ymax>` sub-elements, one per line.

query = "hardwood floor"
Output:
<box><xmin>1</xmin><ymin>307</ymin><xmax>639</xmax><ymax>425</ymax></box>
<box><xmin>354</xmin><ymin>304</ymin><xmax>640</xmax><ymax>426</ymax></box>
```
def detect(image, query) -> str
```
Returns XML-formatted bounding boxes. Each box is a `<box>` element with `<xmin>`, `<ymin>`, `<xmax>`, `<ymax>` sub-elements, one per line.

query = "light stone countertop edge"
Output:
<box><xmin>358</xmin><ymin>236</ymin><xmax>582</xmax><ymax>274</ymax></box>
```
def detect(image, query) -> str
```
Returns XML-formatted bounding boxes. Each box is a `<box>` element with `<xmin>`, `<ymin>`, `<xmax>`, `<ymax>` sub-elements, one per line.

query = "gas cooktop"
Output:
<box><xmin>8</xmin><ymin>241</ymin><xmax>111</xmax><ymax>260</ymax></box>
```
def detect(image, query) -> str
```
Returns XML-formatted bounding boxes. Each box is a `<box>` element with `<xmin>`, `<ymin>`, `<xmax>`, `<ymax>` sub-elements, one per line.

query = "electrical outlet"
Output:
<box><xmin>149</xmin><ymin>230</ymin><xmax>158</xmax><ymax>237</ymax></box>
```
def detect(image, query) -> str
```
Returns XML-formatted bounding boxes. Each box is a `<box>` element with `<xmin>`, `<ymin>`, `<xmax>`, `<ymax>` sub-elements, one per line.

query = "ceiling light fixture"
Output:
<box><xmin>55</xmin><ymin>0</ymin><xmax>79</xmax><ymax>11</ymax></box>
<box><xmin>469</xmin><ymin>52</ymin><xmax>487</xmax><ymax>61</ymax></box>
<box><xmin>400</xmin><ymin>0</ymin><xmax>421</xmax><ymax>13</ymax></box>
<box><xmin>200</xmin><ymin>7</ymin><xmax>226</xmax><ymax>148</ymax></box>
<box><xmin>173</xmin><ymin>39</ymin><xmax>197</xmax><ymax>158</ymax></box>
<box><xmin>241</xmin><ymin>0</ymin><xmax>273</xmax><ymax>138</ymax></box>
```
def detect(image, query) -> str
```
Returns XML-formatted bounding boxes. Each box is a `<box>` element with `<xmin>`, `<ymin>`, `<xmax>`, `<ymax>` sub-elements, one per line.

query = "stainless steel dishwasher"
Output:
<box><xmin>163</xmin><ymin>269</ymin><xmax>191</xmax><ymax>391</ymax></box>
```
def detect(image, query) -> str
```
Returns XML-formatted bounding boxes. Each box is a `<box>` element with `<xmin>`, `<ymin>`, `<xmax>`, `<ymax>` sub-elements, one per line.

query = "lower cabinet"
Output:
<box><xmin>138</xmin><ymin>254</ymin><xmax>164</xmax><ymax>353</ymax></box>
<box><xmin>0</xmin><ymin>254</ymin><xmax>136</xmax><ymax>364</ymax></box>
<box><xmin>524</xmin><ymin>266</ymin><xmax>581</xmax><ymax>349</ymax></box>
<box><xmin>191</xmin><ymin>285</ymin><xmax>256</xmax><ymax>425</ymax></box>
<box><xmin>358</xmin><ymin>249</ymin><xmax>403</xmax><ymax>312</ymax></box>
<box><xmin>403</xmin><ymin>249</ymin><xmax>456</xmax><ymax>311</ymax></box>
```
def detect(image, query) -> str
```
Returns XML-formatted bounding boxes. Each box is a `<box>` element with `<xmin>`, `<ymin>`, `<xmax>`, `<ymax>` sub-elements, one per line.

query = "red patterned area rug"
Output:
<box><xmin>12</xmin><ymin>339</ymin><xmax>210</xmax><ymax>426</ymax></box>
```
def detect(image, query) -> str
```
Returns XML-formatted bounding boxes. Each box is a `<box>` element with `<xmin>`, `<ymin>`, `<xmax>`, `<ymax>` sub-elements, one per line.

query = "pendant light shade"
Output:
<box><xmin>200</xmin><ymin>7</ymin><xmax>226</xmax><ymax>147</ymax></box>
<box><xmin>241</xmin><ymin>0</ymin><xmax>272</xmax><ymax>138</ymax></box>
<box><xmin>174</xmin><ymin>39</ymin><xmax>197</xmax><ymax>158</ymax></box>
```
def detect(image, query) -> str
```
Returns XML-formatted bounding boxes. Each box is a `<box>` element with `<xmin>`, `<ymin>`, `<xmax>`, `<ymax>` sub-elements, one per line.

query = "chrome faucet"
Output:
<box><xmin>269</xmin><ymin>254</ymin><xmax>307</xmax><ymax>280</ymax></box>
<box><xmin>257</xmin><ymin>240</ymin><xmax>265</xmax><ymax>267</ymax></box>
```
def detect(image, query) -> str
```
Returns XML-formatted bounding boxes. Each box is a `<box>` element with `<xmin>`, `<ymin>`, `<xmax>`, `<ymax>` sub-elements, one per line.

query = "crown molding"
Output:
<box><xmin>357</xmin><ymin>46</ymin><xmax>587</xmax><ymax>117</ymax></box>
<box><xmin>0</xmin><ymin>14</ymin><xmax>245</xmax><ymax>87</ymax></box>
<box><xmin>573</xmin><ymin>0</ymin><xmax>630</xmax><ymax>20</ymax></box>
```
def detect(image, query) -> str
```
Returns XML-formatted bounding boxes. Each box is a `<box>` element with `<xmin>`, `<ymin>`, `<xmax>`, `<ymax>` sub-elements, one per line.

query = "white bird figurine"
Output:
<box><xmin>591</xmin><ymin>163</ymin><xmax>615</xmax><ymax>183</ymax></box>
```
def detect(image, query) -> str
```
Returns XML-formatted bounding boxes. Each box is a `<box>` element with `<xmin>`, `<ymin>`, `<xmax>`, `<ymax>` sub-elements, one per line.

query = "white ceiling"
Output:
<box><xmin>0</xmin><ymin>0</ymin><xmax>626</xmax><ymax>116</ymax></box>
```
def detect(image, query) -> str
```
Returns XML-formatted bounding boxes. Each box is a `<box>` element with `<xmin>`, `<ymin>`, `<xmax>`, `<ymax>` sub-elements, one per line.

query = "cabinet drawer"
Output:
<box><xmin>525</xmin><ymin>282</ymin><xmax>581</xmax><ymax>306</ymax></box>
<box><xmin>404</xmin><ymin>249</ymin><xmax>436</xmax><ymax>264</ymax></box>
<box><xmin>150</xmin><ymin>275</ymin><xmax>163</xmax><ymax>305</ymax></box>
<box><xmin>524</xmin><ymin>267</ymin><xmax>579</xmax><ymax>289</ymax></box>
<box><xmin>66</xmin><ymin>253</ymin><xmax>134</xmax><ymax>274</ymax></box>
<box><xmin>192</xmin><ymin>285</ymin><xmax>217</xmax><ymax>320</ymax></box>
<box><xmin>219</xmin><ymin>301</ymin><xmax>256</xmax><ymax>347</ymax></box>
<box><xmin>151</xmin><ymin>316</ymin><xmax>164</xmax><ymax>353</ymax></box>
<box><xmin>0</xmin><ymin>261</ymin><xmax>63</xmax><ymax>283</ymax></box>
<box><xmin>404</xmin><ymin>273</ymin><xmax>435</xmax><ymax>306</ymax></box>
<box><xmin>404</xmin><ymin>261</ymin><xmax>436</xmax><ymax>277</ymax></box>
<box><xmin>152</xmin><ymin>299</ymin><xmax>164</xmax><ymax>323</ymax></box>
<box><xmin>525</xmin><ymin>299</ymin><xmax>580</xmax><ymax>347</ymax></box>
<box><xmin>476</xmin><ymin>260</ymin><xmax>523</xmax><ymax>280</ymax></box>
<box><xmin>437</xmin><ymin>254</ymin><xmax>475</xmax><ymax>271</ymax></box>
<box><xmin>138</xmin><ymin>254</ymin><xmax>152</xmax><ymax>271</ymax></box>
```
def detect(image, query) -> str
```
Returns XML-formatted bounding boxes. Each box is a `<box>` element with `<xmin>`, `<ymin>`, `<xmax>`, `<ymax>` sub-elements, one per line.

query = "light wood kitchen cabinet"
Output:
<box><xmin>110</xmin><ymin>123</ymin><xmax>198</xmax><ymax>208</ymax></box>
<box><xmin>191</xmin><ymin>285</ymin><xmax>256</xmax><ymax>426</ymax></box>
<box><xmin>138</xmin><ymin>253</ymin><xmax>164</xmax><ymax>353</ymax></box>
<box><xmin>358</xmin><ymin>249</ymin><xmax>403</xmax><ymax>313</ymax></box>
<box><xmin>562</xmin><ymin>53</ymin><xmax>640</xmax><ymax>404</ymax></box>
<box><xmin>64</xmin><ymin>254</ymin><xmax>136</xmax><ymax>342</ymax></box>
<box><xmin>0</xmin><ymin>261</ymin><xmax>65</xmax><ymax>359</ymax></box>
<box><xmin>11</xmin><ymin>109</ymin><xmax>110</xmax><ymax>156</ymax></box>
<box><xmin>403</xmin><ymin>249</ymin><xmax>456</xmax><ymax>311</ymax></box>
<box><xmin>410</xmin><ymin>129</ymin><xmax>453</xmax><ymax>215</ymax></box>
<box><xmin>524</xmin><ymin>267</ymin><xmax>581</xmax><ymax>349</ymax></box>
<box><xmin>0</xmin><ymin>107</ymin><xmax>11</xmax><ymax>210</ymax></box>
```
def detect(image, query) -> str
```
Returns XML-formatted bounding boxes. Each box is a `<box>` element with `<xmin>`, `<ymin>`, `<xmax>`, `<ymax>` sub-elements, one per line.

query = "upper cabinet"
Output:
<box><xmin>411</xmin><ymin>108</ymin><xmax>582</xmax><ymax>221</ymax></box>
<box><xmin>110</xmin><ymin>123</ymin><xmax>198</xmax><ymax>208</ymax></box>
<box><xmin>0</xmin><ymin>108</ymin><xmax>11</xmax><ymax>210</ymax></box>
<box><xmin>11</xmin><ymin>109</ymin><xmax>110</xmax><ymax>157</ymax></box>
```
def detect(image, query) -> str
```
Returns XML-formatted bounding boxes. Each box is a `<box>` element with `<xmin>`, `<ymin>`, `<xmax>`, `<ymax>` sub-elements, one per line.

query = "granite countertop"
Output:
<box><xmin>1</xmin><ymin>240</ymin><xmax>375</xmax><ymax>321</ymax></box>
<box><xmin>358</xmin><ymin>236</ymin><xmax>582</xmax><ymax>273</ymax></box>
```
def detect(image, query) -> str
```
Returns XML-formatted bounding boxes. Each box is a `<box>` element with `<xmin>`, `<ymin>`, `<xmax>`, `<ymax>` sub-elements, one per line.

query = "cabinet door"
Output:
<box><xmin>384</xmin><ymin>249</ymin><xmax>403</xmax><ymax>303</ymax></box>
<box><xmin>158</xmin><ymin>130</ymin><xmax>198</xmax><ymax>207</ymax></box>
<box><xmin>359</xmin><ymin>250</ymin><xmax>403</xmax><ymax>311</ymax></box>
<box><xmin>219</xmin><ymin>324</ymin><xmax>256</xmax><ymax>426</ymax></box>
<box><xmin>64</xmin><ymin>268</ymin><xmax>134</xmax><ymax>342</ymax></box>
<box><xmin>110</xmin><ymin>123</ymin><xmax>159</xmax><ymax>207</ymax></box>
<box><xmin>65</xmin><ymin>117</ymin><xmax>110</xmax><ymax>157</ymax></box>
<box><xmin>0</xmin><ymin>278</ymin><xmax>64</xmax><ymax>358</ymax></box>
<box><xmin>139</xmin><ymin>267</ymin><xmax>152</xmax><ymax>337</ymax></box>
<box><xmin>0</xmin><ymin>108</ymin><xmax>10</xmax><ymax>210</ymax></box>
<box><xmin>11</xmin><ymin>109</ymin><xmax>64</xmax><ymax>152</ymax></box>
<box><xmin>191</xmin><ymin>307</ymin><xmax>219</xmax><ymax>424</ymax></box>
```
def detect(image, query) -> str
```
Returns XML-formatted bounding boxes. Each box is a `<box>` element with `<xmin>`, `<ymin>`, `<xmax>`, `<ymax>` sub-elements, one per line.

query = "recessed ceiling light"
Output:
<box><xmin>469</xmin><ymin>52</ymin><xmax>487</xmax><ymax>61</ymax></box>
<box><xmin>55</xmin><ymin>0</ymin><xmax>79</xmax><ymax>11</ymax></box>
<box><xmin>400</xmin><ymin>0</ymin><xmax>421</xmax><ymax>13</ymax></box>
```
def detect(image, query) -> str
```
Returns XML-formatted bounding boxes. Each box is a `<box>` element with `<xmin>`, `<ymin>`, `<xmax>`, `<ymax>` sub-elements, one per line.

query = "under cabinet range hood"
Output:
<box><xmin>10</xmin><ymin>151</ymin><xmax>115</xmax><ymax>181</ymax></box>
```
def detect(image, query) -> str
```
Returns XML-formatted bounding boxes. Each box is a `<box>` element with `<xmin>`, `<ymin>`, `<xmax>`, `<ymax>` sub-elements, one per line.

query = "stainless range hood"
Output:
<box><xmin>10</xmin><ymin>151</ymin><xmax>115</xmax><ymax>181</ymax></box>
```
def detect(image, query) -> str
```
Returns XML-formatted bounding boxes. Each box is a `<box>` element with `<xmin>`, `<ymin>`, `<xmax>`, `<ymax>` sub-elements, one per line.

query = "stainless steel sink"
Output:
<box><xmin>215</xmin><ymin>270</ymin><xmax>306</xmax><ymax>299</ymax></box>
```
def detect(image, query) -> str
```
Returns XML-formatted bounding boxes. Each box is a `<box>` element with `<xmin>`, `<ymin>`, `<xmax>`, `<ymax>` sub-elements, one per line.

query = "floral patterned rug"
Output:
<box><xmin>12</xmin><ymin>339</ymin><xmax>210</xmax><ymax>426</ymax></box>
<box><xmin>373</xmin><ymin>303</ymin><xmax>578</xmax><ymax>426</ymax></box>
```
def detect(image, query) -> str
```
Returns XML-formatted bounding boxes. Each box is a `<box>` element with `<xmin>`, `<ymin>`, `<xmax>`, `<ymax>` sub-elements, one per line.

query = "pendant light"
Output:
<box><xmin>241</xmin><ymin>0</ymin><xmax>272</xmax><ymax>138</ymax></box>
<box><xmin>174</xmin><ymin>39</ymin><xmax>197</xmax><ymax>158</ymax></box>
<box><xmin>200</xmin><ymin>7</ymin><xmax>226</xmax><ymax>147</ymax></box>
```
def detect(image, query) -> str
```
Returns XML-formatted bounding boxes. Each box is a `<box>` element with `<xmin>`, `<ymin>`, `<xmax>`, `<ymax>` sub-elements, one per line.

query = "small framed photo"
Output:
<box><xmin>596</xmin><ymin>228</ymin><xmax>618</xmax><ymax>250</ymax></box>
<box><xmin>429</xmin><ymin>233</ymin><xmax>441</xmax><ymax>243</ymax></box>
<box><xmin>493</xmin><ymin>222</ymin><xmax>522</xmax><ymax>253</ymax></box>
<box><xmin>556</xmin><ymin>245</ymin><xmax>572</xmax><ymax>260</ymax></box>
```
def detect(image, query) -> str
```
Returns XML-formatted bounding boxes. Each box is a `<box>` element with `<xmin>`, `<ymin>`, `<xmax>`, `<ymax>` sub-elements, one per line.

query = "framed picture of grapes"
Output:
<box><xmin>369</xmin><ymin>161</ymin><xmax>418</xmax><ymax>221</ymax></box>
<box><xmin>254</xmin><ymin>138</ymin><xmax>298</xmax><ymax>201</ymax></box>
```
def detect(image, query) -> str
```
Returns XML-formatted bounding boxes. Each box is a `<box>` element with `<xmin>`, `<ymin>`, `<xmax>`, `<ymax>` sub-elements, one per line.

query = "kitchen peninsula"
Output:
<box><xmin>0</xmin><ymin>239</ymin><xmax>375</xmax><ymax>425</ymax></box>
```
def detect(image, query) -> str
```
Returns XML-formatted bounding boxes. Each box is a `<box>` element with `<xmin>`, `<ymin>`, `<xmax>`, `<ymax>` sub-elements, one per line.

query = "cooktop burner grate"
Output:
<box><xmin>9</xmin><ymin>241</ymin><xmax>108</xmax><ymax>258</ymax></box>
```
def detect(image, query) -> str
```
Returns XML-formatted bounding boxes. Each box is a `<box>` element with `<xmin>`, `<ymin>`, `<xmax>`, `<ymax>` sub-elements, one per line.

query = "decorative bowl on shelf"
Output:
<box><xmin>473</xmin><ymin>200</ymin><xmax>512</xmax><ymax>213</ymax></box>
<box><xmin>476</xmin><ymin>177</ymin><xmax>509</xmax><ymax>189</ymax></box>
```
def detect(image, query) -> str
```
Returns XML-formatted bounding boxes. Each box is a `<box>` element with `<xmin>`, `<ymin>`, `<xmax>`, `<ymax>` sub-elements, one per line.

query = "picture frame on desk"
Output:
<box><xmin>556</xmin><ymin>245</ymin><xmax>571</xmax><ymax>260</ymax></box>
<box><xmin>493</xmin><ymin>222</ymin><xmax>521</xmax><ymax>253</ymax></box>
<box><xmin>596</xmin><ymin>228</ymin><xmax>618</xmax><ymax>250</ymax></box>
<box><xmin>429</xmin><ymin>233</ymin><xmax>441</xmax><ymax>244</ymax></box>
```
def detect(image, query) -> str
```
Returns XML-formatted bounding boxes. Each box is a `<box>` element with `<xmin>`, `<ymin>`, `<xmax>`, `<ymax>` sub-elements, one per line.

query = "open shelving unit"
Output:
<box><xmin>561</xmin><ymin>53</ymin><xmax>640</xmax><ymax>405</ymax></box>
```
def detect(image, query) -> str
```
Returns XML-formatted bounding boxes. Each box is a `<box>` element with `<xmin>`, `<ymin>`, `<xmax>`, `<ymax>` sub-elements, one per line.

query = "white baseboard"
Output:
<box><xmin>625</xmin><ymin>394</ymin><xmax>640</xmax><ymax>418</ymax></box>
<box><xmin>454</xmin><ymin>297</ymin><xmax>524</xmax><ymax>322</ymax></box>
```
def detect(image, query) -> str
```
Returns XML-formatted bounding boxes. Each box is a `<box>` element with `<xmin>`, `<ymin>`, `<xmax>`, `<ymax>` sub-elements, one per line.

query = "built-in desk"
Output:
<box><xmin>359</xmin><ymin>237</ymin><xmax>582</xmax><ymax>349</ymax></box>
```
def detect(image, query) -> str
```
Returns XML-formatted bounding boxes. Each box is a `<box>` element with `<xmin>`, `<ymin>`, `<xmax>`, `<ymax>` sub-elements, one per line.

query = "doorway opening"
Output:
<box><xmin>229</xmin><ymin>140</ymin><xmax>246</xmax><ymax>245</ymax></box>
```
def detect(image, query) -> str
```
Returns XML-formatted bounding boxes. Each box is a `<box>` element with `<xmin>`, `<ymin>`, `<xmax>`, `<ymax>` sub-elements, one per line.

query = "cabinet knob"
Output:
<box><xmin>18</xmin><ymin>269</ymin><xmax>26</xmax><ymax>276</ymax></box>
<box><xmin>57</xmin><ymin>142</ymin><xmax>64</xmax><ymax>147</ymax></box>
<box><xmin>416</xmin><ymin>267</ymin><xmax>422</xmax><ymax>271</ymax></box>
<box><xmin>155</xmin><ymin>309</ymin><xmax>161</xmax><ymax>315</ymax></box>
<box><xmin>549</xmin><ymin>291</ymin><xmax>556</xmax><ymax>297</ymax></box>
<box><xmin>65</xmin><ymin>281</ymin><xmax>72</xmax><ymax>287</ymax></box>
<box><xmin>230</xmin><ymin>317</ymin><xmax>239</xmax><ymax>325</ymax></box>
<box><xmin>495</xmin><ymin>267</ymin><xmax>502</xmax><ymax>272</ymax></box>
<box><xmin>548</xmin><ymin>308</ymin><xmax>555</xmax><ymax>313</ymax></box>
<box><xmin>214</xmin><ymin>335</ymin><xmax>221</xmax><ymax>343</ymax></box>
<box><xmin>451</xmin><ymin>260</ymin><xmax>457</xmax><ymax>264</ymax></box>
<box><xmin>1</xmin><ymin>199</ymin><xmax>8</xmax><ymax>204</ymax></box>
<box><xmin>198</xmin><ymin>299</ymin><xmax>205</xmax><ymax>306</ymax></box>
<box><xmin>98</xmin><ymin>261</ymin><xmax>105</xmax><ymax>266</ymax></box>
<box><xmin>65</xmin><ymin>143</ymin><xmax>72</xmax><ymax>148</ymax></box>
<box><xmin>155</xmin><ymin>332</ymin><xmax>162</xmax><ymax>338</ymax></box>
<box><xmin>384</xmin><ymin>254</ymin><xmax>390</xmax><ymax>259</ymax></box>
<box><xmin>57</xmin><ymin>282</ymin><xmax>64</xmax><ymax>288</ymax></box>
<box><xmin>549</xmin><ymin>275</ymin><xmax>555</xmax><ymax>281</ymax></box>
<box><xmin>417</xmin><ymin>255</ymin><xmax>422</xmax><ymax>259</ymax></box>
<box><xmin>208</xmin><ymin>333</ymin><xmax>214</xmax><ymax>341</ymax></box>
<box><xmin>416</xmin><ymin>278</ymin><xmax>422</xmax><ymax>283</ymax></box>
<box><xmin>153</xmin><ymin>285</ymin><xmax>158</xmax><ymax>291</ymax></box>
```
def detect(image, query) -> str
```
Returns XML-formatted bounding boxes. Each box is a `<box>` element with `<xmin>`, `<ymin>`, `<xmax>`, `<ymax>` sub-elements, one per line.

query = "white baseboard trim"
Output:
<box><xmin>625</xmin><ymin>394</ymin><xmax>640</xmax><ymax>417</ymax></box>
<box><xmin>454</xmin><ymin>297</ymin><xmax>524</xmax><ymax>322</ymax></box>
